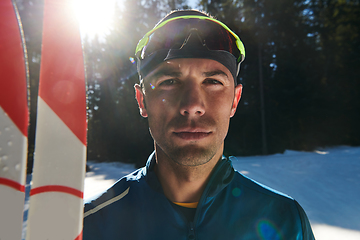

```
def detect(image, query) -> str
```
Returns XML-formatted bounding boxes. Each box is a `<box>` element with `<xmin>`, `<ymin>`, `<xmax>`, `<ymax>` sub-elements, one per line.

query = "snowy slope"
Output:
<box><xmin>23</xmin><ymin>146</ymin><xmax>360</xmax><ymax>239</ymax></box>
<box><xmin>231</xmin><ymin>146</ymin><xmax>360</xmax><ymax>240</ymax></box>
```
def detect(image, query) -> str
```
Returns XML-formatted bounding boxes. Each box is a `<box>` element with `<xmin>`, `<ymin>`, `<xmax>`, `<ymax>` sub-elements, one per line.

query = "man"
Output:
<box><xmin>83</xmin><ymin>10</ymin><xmax>315</xmax><ymax>239</ymax></box>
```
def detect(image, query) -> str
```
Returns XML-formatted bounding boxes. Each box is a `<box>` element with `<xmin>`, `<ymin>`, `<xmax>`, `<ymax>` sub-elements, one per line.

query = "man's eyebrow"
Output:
<box><xmin>150</xmin><ymin>68</ymin><xmax>182</xmax><ymax>80</ymax></box>
<box><xmin>203</xmin><ymin>70</ymin><xmax>229</xmax><ymax>80</ymax></box>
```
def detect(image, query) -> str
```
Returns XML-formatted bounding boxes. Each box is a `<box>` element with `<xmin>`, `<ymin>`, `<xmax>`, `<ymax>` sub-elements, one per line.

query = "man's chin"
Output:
<box><xmin>167</xmin><ymin>146</ymin><xmax>218</xmax><ymax>167</ymax></box>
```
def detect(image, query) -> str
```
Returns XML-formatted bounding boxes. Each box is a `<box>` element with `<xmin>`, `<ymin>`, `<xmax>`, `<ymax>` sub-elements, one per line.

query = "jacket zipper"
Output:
<box><xmin>188</xmin><ymin>222</ymin><xmax>196</xmax><ymax>240</ymax></box>
<box><xmin>188</xmin><ymin>158</ymin><xmax>229</xmax><ymax>240</ymax></box>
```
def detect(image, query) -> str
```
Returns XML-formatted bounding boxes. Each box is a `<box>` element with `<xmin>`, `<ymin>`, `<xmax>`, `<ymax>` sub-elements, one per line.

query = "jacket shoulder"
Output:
<box><xmin>83</xmin><ymin>167</ymin><xmax>148</xmax><ymax>240</ymax></box>
<box><xmin>84</xmin><ymin>167</ymin><xmax>145</xmax><ymax>215</ymax></box>
<box><xmin>231</xmin><ymin>171</ymin><xmax>315</xmax><ymax>239</ymax></box>
<box><xmin>233</xmin><ymin>170</ymin><xmax>293</xmax><ymax>201</ymax></box>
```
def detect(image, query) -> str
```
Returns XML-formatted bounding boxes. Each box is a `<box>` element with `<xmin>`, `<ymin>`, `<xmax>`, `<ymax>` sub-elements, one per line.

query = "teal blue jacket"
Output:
<box><xmin>83</xmin><ymin>153</ymin><xmax>315</xmax><ymax>240</ymax></box>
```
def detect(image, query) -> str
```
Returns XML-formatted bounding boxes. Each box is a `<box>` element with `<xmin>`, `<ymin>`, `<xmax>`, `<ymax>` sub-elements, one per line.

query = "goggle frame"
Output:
<box><xmin>135</xmin><ymin>15</ymin><xmax>245</xmax><ymax>63</ymax></box>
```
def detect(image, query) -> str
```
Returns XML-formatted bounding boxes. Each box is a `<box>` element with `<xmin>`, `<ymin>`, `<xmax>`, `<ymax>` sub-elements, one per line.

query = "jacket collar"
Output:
<box><xmin>143</xmin><ymin>151</ymin><xmax>235</xmax><ymax>198</ymax></box>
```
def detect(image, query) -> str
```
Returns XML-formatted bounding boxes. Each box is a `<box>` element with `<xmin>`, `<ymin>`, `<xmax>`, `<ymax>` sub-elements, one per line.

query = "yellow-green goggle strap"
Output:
<box><xmin>135</xmin><ymin>15</ymin><xmax>245</xmax><ymax>62</ymax></box>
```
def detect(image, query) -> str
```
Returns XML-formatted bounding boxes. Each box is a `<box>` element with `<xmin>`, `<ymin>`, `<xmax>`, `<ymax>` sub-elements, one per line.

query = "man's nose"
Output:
<box><xmin>179</xmin><ymin>83</ymin><xmax>205</xmax><ymax>117</ymax></box>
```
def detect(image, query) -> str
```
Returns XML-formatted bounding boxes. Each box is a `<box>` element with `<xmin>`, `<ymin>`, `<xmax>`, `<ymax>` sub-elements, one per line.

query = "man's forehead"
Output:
<box><xmin>144</xmin><ymin>58</ymin><xmax>233</xmax><ymax>81</ymax></box>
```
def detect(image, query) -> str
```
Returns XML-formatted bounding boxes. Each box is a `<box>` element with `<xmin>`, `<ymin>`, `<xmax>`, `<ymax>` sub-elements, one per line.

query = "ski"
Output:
<box><xmin>0</xmin><ymin>1</ymin><xmax>29</xmax><ymax>239</ymax></box>
<box><xmin>26</xmin><ymin>0</ymin><xmax>87</xmax><ymax>239</ymax></box>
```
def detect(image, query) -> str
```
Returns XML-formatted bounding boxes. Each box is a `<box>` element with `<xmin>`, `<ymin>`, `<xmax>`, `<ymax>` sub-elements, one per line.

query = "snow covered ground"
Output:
<box><xmin>23</xmin><ymin>146</ymin><xmax>360</xmax><ymax>239</ymax></box>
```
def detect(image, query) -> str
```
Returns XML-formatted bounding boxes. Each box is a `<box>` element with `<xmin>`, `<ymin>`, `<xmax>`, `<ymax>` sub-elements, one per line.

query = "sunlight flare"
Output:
<box><xmin>72</xmin><ymin>0</ymin><xmax>117</xmax><ymax>37</ymax></box>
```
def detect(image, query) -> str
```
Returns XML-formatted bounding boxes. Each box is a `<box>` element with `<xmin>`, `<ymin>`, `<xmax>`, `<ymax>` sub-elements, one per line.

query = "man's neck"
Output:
<box><xmin>154</xmin><ymin>147</ymin><xmax>222</xmax><ymax>204</ymax></box>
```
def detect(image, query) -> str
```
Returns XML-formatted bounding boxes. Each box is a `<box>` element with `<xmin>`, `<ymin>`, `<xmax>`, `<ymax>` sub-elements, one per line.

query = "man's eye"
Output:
<box><xmin>205</xmin><ymin>79</ymin><xmax>223</xmax><ymax>85</ymax></box>
<box><xmin>159</xmin><ymin>79</ymin><xmax>176</xmax><ymax>86</ymax></box>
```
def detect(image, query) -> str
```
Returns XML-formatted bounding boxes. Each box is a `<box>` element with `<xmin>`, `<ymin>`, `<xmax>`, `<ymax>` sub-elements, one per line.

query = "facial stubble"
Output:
<box><xmin>149</xmin><ymin>116</ymin><xmax>228</xmax><ymax>167</ymax></box>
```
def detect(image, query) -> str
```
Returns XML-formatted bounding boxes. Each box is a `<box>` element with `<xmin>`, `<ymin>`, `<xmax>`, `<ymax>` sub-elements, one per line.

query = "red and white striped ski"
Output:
<box><xmin>0</xmin><ymin>1</ymin><xmax>29</xmax><ymax>239</ymax></box>
<box><xmin>26</xmin><ymin>0</ymin><xmax>87</xmax><ymax>239</ymax></box>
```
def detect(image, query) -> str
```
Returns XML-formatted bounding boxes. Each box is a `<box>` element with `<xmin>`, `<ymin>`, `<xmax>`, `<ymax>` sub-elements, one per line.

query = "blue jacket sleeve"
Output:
<box><xmin>83</xmin><ymin>202</ymin><xmax>101</xmax><ymax>240</ymax></box>
<box><xmin>295</xmin><ymin>200</ymin><xmax>315</xmax><ymax>240</ymax></box>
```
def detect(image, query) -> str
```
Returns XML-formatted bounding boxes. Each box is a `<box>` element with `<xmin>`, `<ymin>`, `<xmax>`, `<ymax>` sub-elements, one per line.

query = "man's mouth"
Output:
<box><xmin>173</xmin><ymin>128</ymin><xmax>211</xmax><ymax>140</ymax></box>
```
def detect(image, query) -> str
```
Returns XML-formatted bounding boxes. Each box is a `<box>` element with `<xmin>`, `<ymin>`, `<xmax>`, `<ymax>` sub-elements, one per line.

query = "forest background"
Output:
<box><xmin>16</xmin><ymin>0</ymin><xmax>360</xmax><ymax>170</ymax></box>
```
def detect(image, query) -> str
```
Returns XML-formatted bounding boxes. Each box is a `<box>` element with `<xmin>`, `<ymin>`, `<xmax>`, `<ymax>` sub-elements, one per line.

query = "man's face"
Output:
<box><xmin>135</xmin><ymin>58</ymin><xmax>242</xmax><ymax>166</ymax></box>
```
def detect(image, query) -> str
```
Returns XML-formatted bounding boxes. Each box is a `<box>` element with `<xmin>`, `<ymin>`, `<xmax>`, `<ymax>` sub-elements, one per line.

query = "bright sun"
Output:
<box><xmin>72</xmin><ymin>0</ymin><xmax>117</xmax><ymax>38</ymax></box>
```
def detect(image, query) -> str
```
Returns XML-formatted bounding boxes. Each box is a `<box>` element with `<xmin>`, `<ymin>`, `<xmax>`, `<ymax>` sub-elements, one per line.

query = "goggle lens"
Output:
<box><xmin>136</xmin><ymin>17</ymin><xmax>244</xmax><ymax>63</ymax></box>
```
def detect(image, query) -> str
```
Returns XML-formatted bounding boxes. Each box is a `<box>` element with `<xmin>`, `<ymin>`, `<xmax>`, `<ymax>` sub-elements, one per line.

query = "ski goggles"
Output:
<box><xmin>135</xmin><ymin>15</ymin><xmax>245</xmax><ymax>63</ymax></box>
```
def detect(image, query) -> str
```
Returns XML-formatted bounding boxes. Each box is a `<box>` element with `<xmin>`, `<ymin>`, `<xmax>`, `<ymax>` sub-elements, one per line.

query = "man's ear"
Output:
<box><xmin>134</xmin><ymin>83</ymin><xmax>148</xmax><ymax>118</ymax></box>
<box><xmin>230</xmin><ymin>84</ymin><xmax>243</xmax><ymax>118</ymax></box>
